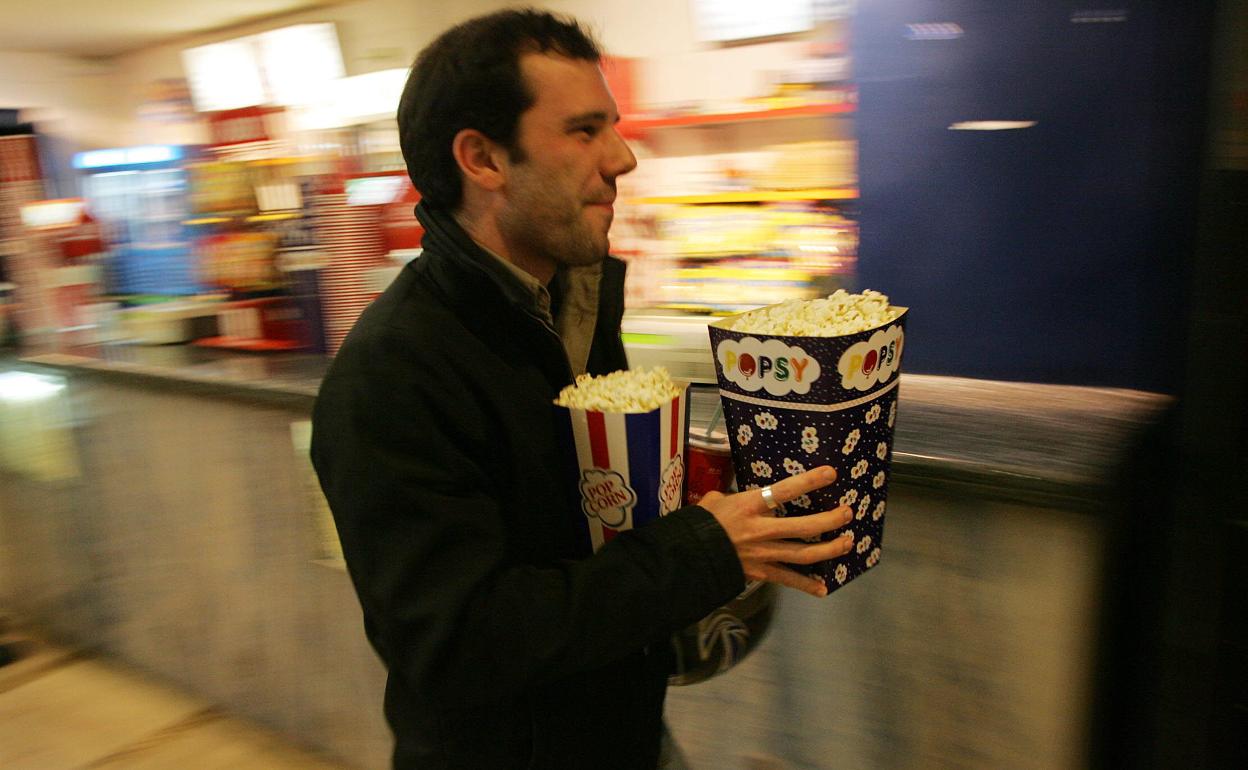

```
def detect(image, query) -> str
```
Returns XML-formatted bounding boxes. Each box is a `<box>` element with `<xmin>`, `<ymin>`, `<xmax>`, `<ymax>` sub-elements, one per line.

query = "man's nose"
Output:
<box><xmin>603</xmin><ymin>126</ymin><xmax>638</xmax><ymax>179</ymax></box>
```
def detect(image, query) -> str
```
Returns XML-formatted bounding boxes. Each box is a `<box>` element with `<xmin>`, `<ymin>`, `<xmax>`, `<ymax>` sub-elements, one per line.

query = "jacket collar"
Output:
<box><xmin>415</xmin><ymin>202</ymin><xmax>616</xmax><ymax>376</ymax></box>
<box><xmin>415</xmin><ymin>201</ymin><xmax>540</xmax><ymax>314</ymax></box>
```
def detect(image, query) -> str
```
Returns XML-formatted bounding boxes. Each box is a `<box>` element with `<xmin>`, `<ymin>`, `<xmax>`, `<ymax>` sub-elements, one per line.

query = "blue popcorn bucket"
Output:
<box><xmin>556</xmin><ymin>387</ymin><xmax>690</xmax><ymax>554</ymax></box>
<box><xmin>708</xmin><ymin>307</ymin><xmax>908</xmax><ymax>593</ymax></box>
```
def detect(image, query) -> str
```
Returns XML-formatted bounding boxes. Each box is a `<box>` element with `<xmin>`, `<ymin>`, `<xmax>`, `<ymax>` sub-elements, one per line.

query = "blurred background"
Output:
<box><xmin>0</xmin><ymin>1</ymin><xmax>1244</xmax><ymax>768</ymax></box>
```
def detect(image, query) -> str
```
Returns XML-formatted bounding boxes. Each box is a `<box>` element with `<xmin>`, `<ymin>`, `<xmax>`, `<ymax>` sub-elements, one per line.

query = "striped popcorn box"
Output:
<box><xmin>557</xmin><ymin>386</ymin><xmax>690</xmax><ymax>554</ymax></box>
<box><xmin>708</xmin><ymin>307</ymin><xmax>908</xmax><ymax>594</ymax></box>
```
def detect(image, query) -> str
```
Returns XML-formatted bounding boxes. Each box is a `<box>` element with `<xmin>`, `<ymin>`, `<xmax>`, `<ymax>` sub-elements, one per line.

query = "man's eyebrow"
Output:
<box><xmin>562</xmin><ymin>111</ymin><xmax>613</xmax><ymax>127</ymax></box>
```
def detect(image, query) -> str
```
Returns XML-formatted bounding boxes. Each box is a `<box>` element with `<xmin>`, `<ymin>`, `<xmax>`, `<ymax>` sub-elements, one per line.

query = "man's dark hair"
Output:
<box><xmin>397</xmin><ymin>8</ymin><xmax>602</xmax><ymax>210</ymax></box>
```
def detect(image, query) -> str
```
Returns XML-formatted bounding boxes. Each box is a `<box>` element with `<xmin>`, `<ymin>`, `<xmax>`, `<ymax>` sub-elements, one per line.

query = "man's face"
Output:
<box><xmin>496</xmin><ymin>53</ymin><xmax>637</xmax><ymax>274</ymax></box>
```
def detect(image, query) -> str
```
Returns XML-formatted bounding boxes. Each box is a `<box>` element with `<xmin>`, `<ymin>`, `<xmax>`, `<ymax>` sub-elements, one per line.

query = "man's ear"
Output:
<box><xmin>451</xmin><ymin>128</ymin><xmax>508</xmax><ymax>193</ymax></box>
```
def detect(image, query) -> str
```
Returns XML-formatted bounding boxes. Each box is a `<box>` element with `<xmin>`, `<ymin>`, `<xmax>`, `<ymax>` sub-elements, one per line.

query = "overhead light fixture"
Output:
<box><xmin>947</xmin><ymin>121</ymin><xmax>1038</xmax><ymax>131</ymax></box>
<box><xmin>905</xmin><ymin>23</ymin><xmax>964</xmax><ymax>40</ymax></box>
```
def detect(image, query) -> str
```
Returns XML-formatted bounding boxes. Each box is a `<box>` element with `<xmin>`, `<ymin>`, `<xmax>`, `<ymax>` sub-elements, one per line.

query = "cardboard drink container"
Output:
<box><xmin>708</xmin><ymin>306</ymin><xmax>908</xmax><ymax>593</ymax></box>
<box><xmin>684</xmin><ymin>424</ymin><xmax>735</xmax><ymax>505</ymax></box>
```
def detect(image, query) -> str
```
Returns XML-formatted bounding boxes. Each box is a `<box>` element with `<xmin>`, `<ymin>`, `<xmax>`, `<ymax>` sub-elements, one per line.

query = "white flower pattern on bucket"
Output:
<box><xmin>888</xmin><ymin>401</ymin><xmax>897</xmax><ymax>428</ymax></box>
<box><xmin>850</xmin><ymin>459</ymin><xmax>868</xmax><ymax>479</ymax></box>
<box><xmin>842</xmin><ymin>429</ymin><xmax>860</xmax><ymax>455</ymax></box>
<box><xmin>791</xmin><ymin>494</ymin><xmax>812</xmax><ymax>509</ymax></box>
<box><xmin>754</xmin><ymin>412</ymin><xmax>779</xmax><ymax>430</ymax></box>
<box><xmin>876</xmin><ymin>441</ymin><xmax>888</xmax><ymax>460</ymax></box>
<box><xmin>872</xmin><ymin>500</ymin><xmax>886</xmax><ymax>521</ymax></box>
<box><xmin>834</xmin><ymin>563</ymin><xmax>849</xmax><ymax>584</ymax></box>
<box><xmin>751</xmin><ymin>460</ymin><xmax>773</xmax><ymax>478</ymax></box>
<box><xmin>865</xmin><ymin>404</ymin><xmax>881</xmax><ymax>424</ymax></box>
<box><xmin>856</xmin><ymin>534</ymin><xmax>873</xmax><ymax>554</ymax></box>
<box><xmin>857</xmin><ymin>494</ymin><xmax>871</xmax><ymax>520</ymax></box>
<box><xmin>872</xmin><ymin>470</ymin><xmax>886</xmax><ymax>489</ymax></box>
<box><xmin>801</xmin><ymin>426</ymin><xmax>819</xmax><ymax>454</ymax></box>
<box><xmin>839</xmin><ymin>489</ymin><xmax>858</xmax><ymax>507</ymax></box>
<box><xmin>736</xmin><ymin>424</ymin><xmax>753</xmax><ymax>446</ymax></box>
<box><xmin>866</xmin><ymin>547</ymin><xmax>881</xmax><ymax>567</ymax></box>
<box><xmin>783</xmin><ymin>457</ymin><xmax>806</xmax><ymax>476</ymax></box>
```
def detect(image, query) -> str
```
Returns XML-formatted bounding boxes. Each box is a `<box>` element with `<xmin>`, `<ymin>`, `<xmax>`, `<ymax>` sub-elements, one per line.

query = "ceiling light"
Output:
<box><xmin>947</xmin><ymin>121</ymin><xmax>1038</xmax><ymax>131</ymax></box>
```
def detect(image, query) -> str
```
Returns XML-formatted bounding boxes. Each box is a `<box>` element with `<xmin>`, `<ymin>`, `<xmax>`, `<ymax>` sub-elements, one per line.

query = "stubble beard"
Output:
<box><xmin>500</xmin><ymin>179</ymin><xmax>610</xmax><ymax>270</ymax></box>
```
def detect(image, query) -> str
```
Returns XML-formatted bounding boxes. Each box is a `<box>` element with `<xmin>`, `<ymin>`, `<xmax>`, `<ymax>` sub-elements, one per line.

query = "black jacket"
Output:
<box><xmin>311</xmin><ymin>204</ymin><xmax>745</xmax><ymax>769</ymax></box>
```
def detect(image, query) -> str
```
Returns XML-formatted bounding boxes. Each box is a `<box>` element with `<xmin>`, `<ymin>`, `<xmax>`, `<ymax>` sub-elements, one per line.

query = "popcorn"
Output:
<box><xmin>722</xmin><ymin>289</ymin><xmax>900</xmax><ymax>337</ymax></box>
<box><xmin>554</xmin><ymin>367</ymin><xmax>682</xmax><ymax>413</ymax></box>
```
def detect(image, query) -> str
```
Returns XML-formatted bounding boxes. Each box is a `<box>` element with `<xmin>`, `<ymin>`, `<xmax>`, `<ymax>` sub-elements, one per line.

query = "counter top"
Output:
<box><xmin>886</xmin><ymin>374</ymin><xmax>1169</xmax><ymax>507</ymax></box>
<box><xmin>18</xmin><ymin>345</ymin><xmax>328</xmax><ymax>410</ymax></box>
<box><xmin>12</xmin><ymin>345</ymin><xmax>1171</xmax><ymax>508</ymax></box>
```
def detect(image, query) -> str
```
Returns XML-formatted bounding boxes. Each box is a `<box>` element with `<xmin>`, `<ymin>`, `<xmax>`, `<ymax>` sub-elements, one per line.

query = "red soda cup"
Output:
<box><xmin>684</xmin><ymin>426</ymin><xmax>735</xmax><ymax>505</ymax></box>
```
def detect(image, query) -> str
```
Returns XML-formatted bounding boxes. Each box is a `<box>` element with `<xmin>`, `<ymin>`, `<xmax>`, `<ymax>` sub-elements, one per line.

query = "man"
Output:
<box><xmin>311</xmin><ymin>9</ymin><xmax>854</xmax><ymax>769</ymax></box>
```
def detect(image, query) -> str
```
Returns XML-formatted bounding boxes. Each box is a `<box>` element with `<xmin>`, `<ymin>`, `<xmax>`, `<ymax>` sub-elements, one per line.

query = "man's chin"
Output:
<box><xmin>557</xmin><ymin>250</ymin><xmax>608</xmax><ymax>268</ymax></box>
<box><xmin>554</xmin><ymin>232</ymin><xmax>610</xmax><ymax>267</ymax></box>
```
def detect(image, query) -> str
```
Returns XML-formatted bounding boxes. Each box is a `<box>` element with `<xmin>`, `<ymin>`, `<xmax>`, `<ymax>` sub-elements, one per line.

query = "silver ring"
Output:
<box><xmin>760</xmin><ymin>485</ymin><xmax>783</xmax><ymax>512</ymax></box>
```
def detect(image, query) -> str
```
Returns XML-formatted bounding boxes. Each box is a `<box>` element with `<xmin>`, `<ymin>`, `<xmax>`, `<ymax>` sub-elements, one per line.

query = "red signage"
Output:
<box><xmin>207</xmin><ymin>106</ymin><xmax>282</xmax><ymax>148</ymax></box>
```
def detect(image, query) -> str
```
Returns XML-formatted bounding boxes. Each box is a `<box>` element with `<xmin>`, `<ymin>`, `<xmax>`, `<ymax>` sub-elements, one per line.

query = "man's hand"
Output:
<box><xmin>698</xmin><ymin>465</ymin><xmax>852</xmax><ymax>598</ymax></box>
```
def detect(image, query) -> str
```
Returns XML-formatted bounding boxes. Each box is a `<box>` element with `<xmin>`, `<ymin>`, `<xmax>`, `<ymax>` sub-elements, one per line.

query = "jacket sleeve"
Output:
<box><xmin>310</xmin><ymin>354</ymin><xmax>745</xmax><ymax>709</ymax></box>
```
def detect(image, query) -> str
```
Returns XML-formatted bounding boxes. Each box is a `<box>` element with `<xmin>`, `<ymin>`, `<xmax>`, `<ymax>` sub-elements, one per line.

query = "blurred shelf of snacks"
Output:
<box><xmin>613</xmin><ymin>34</ymin><xmax>859</xmax><ymax>322</ymax></box>
<box><xmin>621</xmin><ymin>96</ymin><xmax>855</xmax><ymax>135</ymax></box>
<box><xmin>630</xmin><ymin>187</ymin><xmax>857</xmax><ymax>205</ymax></box>
<box><xmin>2</xmin><ymin>13</ymin><xmax>860</xmax><ymax>367</ymax></box>
<box><xmin>33</xmin><ymin>100</ymin><xmax>420</xmax><ymax>357</ymax></box>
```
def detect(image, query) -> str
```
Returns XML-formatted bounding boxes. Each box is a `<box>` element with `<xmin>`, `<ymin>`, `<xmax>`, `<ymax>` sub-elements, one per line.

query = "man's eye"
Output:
<box><xmin>574</xmin><ymin>125</ymin><xmax>599</xmax><ymax>138</ymax></box>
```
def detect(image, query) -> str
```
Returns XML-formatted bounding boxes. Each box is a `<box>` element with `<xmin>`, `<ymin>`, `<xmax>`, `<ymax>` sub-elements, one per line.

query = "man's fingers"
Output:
<box><xmin>755</xmin><ymin>562</ymin><xmax>828</xmax><ymax>598</ymax></box>
<box><xmin>748</xmin><ymin>532</ymin><xmax>853</xmax><ymax>564</ymax></box>
<box><xmin>759</xmin><ymin>505</ymin><xmax>852</xmax><ymax>540</ymax></box>
<box><xmin>699</xmin><ymin>490</ymin><xmax>725</xmax><ymax>506</ymax></box>
<box><xmin>763</xmin><ymin>466</ymin><xmax>837</xmax><ymax>506</ymax></box>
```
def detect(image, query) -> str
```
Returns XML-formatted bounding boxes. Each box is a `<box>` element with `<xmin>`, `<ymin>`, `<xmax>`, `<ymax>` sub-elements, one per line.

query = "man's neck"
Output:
<box><xmin>452</xmin><ymin>209</ymin><xmax>556</xmax><ymax>285</ymax></box>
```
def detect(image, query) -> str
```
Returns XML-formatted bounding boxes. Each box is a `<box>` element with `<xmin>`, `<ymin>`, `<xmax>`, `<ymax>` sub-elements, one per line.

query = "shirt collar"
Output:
<box><xmin>475</xmin><ymin>242</ymin><xmax>553</xmax><ymax>324</ymax></box>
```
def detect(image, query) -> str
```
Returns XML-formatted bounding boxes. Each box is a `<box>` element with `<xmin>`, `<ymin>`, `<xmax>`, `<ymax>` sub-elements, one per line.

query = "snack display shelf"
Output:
<box><xmin>193</xmin><ymin>336</ymin><xmax>304</xmax><ymax>352</ymax></box>
<box><xmin>630</xmin><ymin>188</ymin><xmax>858</xmax><ymax>206</ymax></box>
<box><xmin>622</xmin><ymin>101</ymin><xmax>855</xmax><ymax>133</ymax></box>
<box><xmin>654</xmin><ymin>303</ymin><xmax>764</xmax><ymax>315</ymax></box>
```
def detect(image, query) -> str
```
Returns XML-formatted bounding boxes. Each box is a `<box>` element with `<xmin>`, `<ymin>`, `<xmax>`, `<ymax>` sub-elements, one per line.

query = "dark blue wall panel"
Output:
<box><xmin>852</xmin><ymin>2</ymin><xmax>1208</xmax><ymax>391</ymax></box>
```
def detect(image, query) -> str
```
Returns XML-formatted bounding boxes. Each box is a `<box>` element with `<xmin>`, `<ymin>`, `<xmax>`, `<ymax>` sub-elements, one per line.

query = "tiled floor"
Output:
<box><xmin>0</xmin><ymin>636</ymin><xmax>353</xmax><ymax>770</ymax></box>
